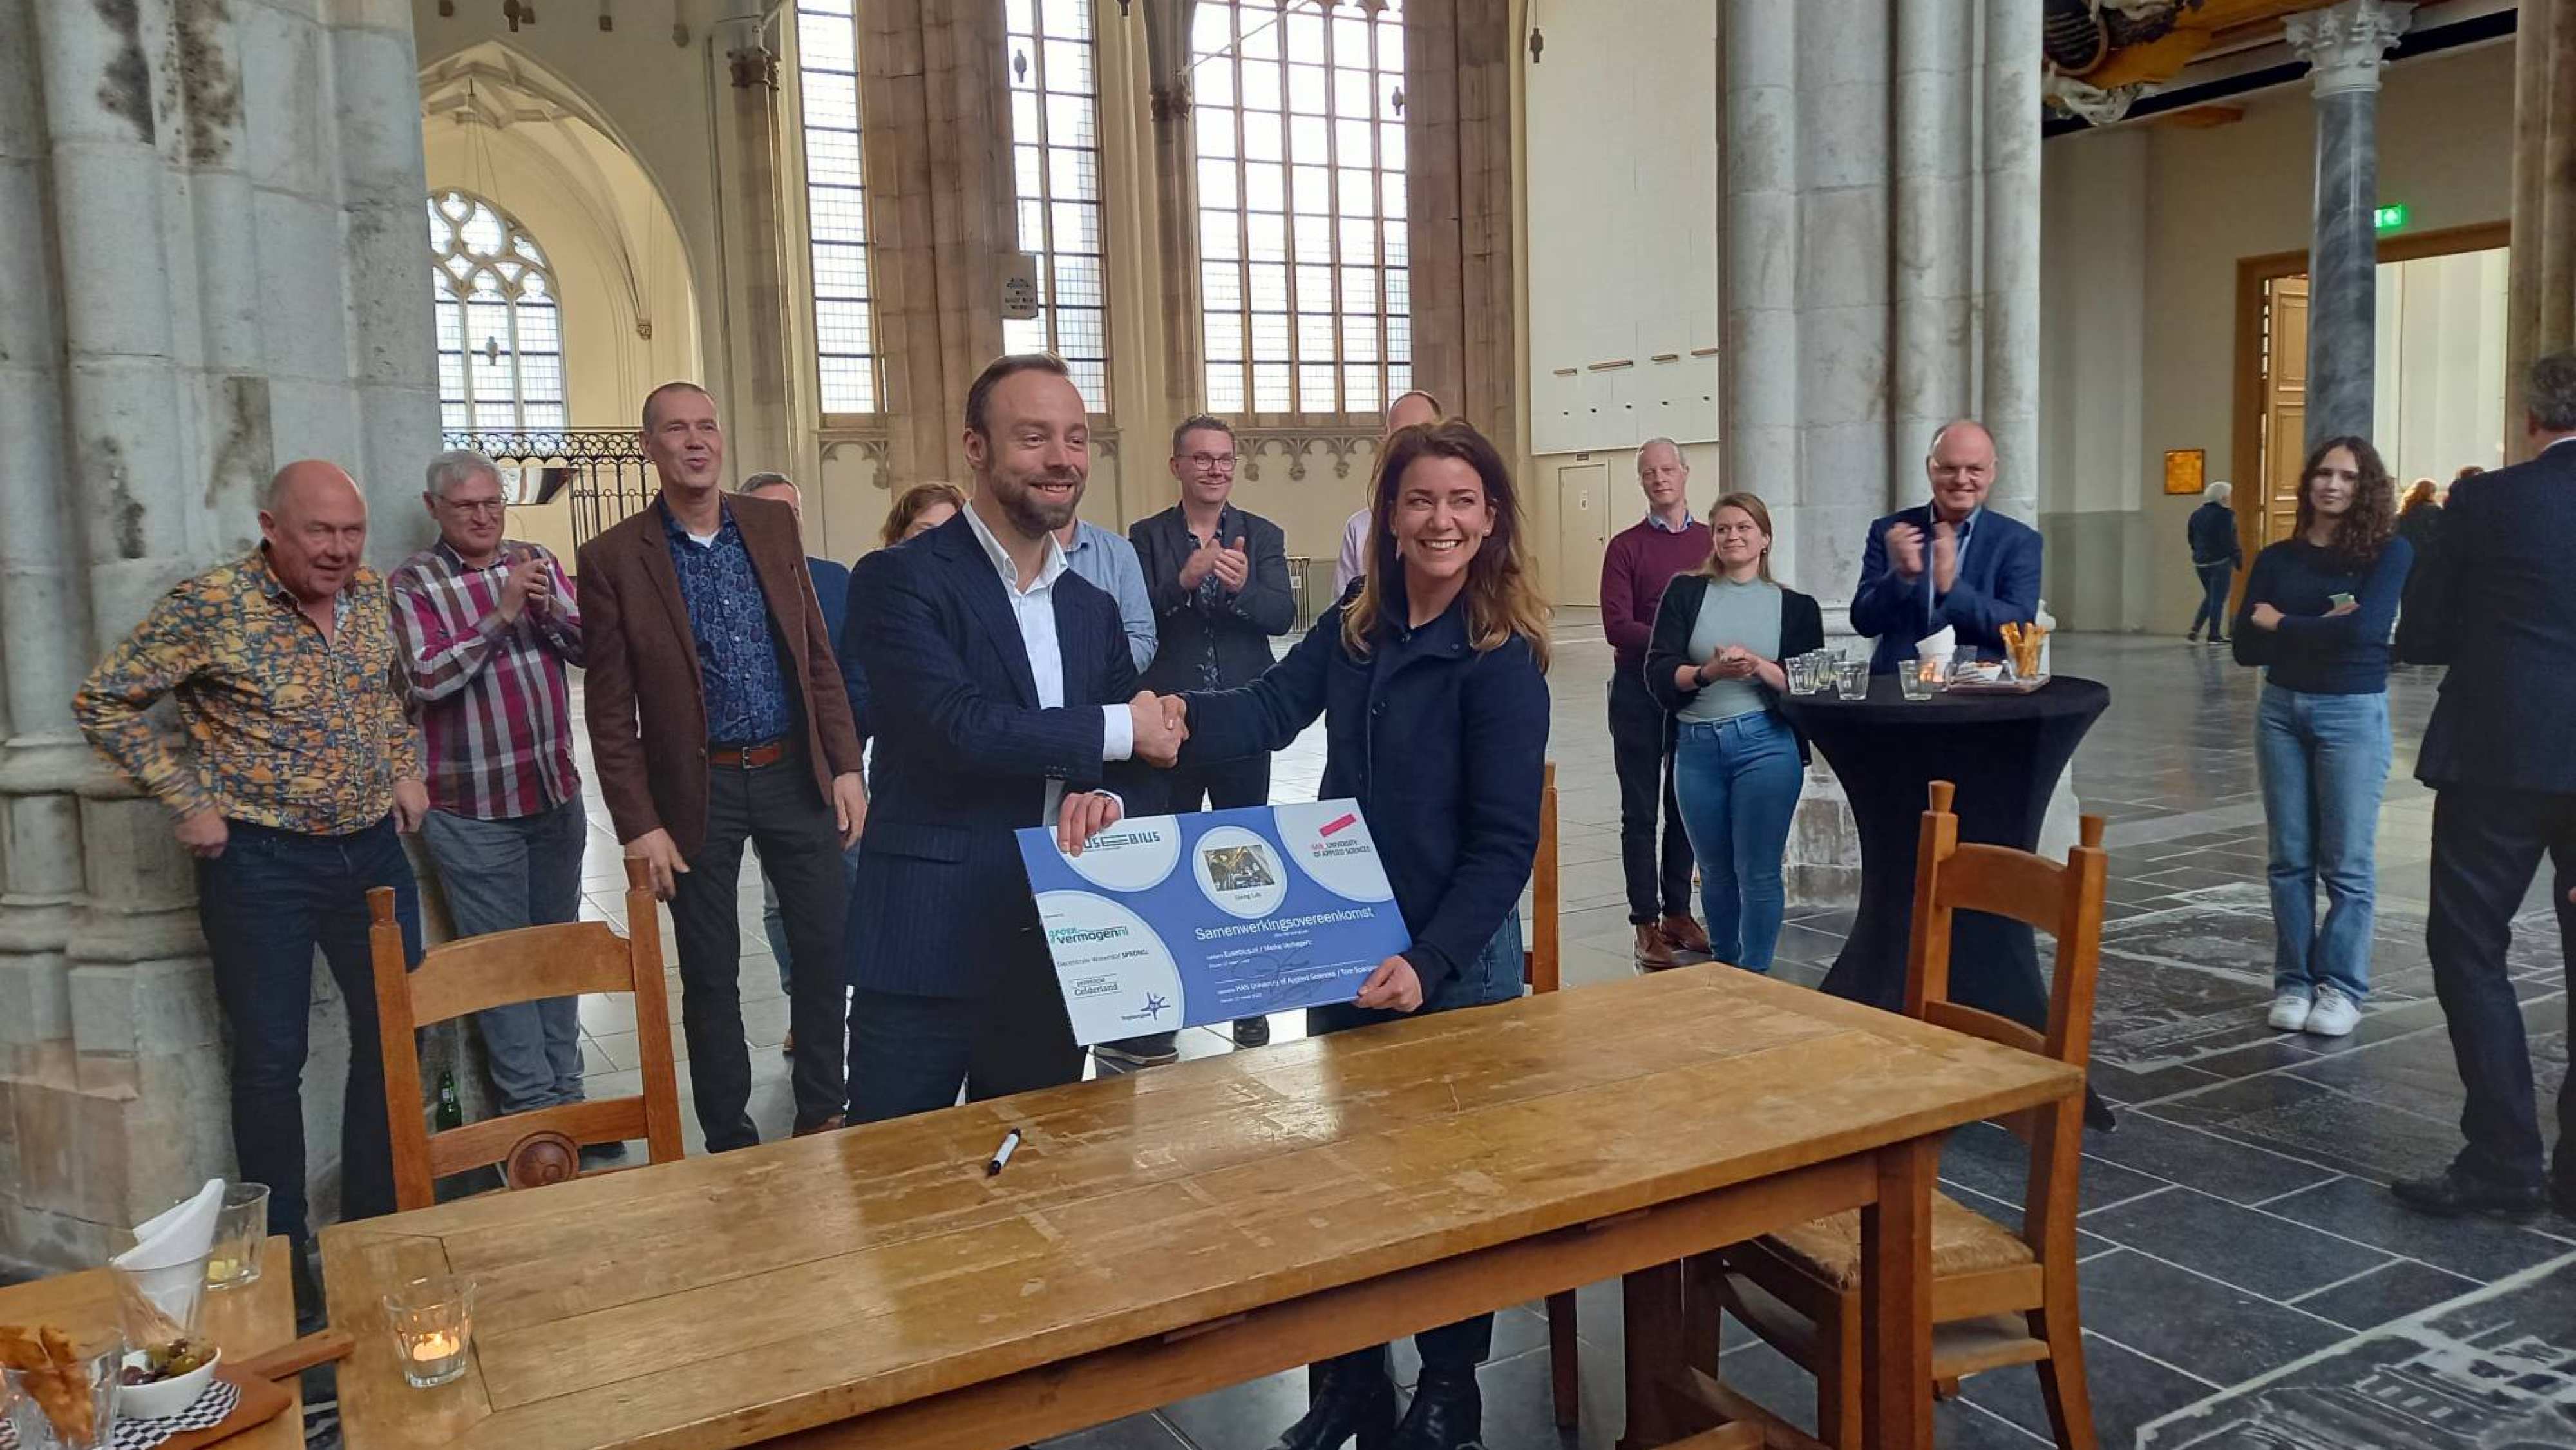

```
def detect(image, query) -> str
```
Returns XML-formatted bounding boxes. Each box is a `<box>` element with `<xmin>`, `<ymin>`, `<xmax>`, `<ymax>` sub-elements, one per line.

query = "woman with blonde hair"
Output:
<box><xmin>1642</xmin><ymin>491</ymin><xmax>1822</xmax><ymax>974</ymax></box>
<box><xmin>878</xmin><ymin>481</ymin><xmax>966</xmax><ymax>548</ymax></box>
<box><xmin>1165</xmin><ymin>418</ymin><xmax>1549</xmax><ymax>1450</ymax></box>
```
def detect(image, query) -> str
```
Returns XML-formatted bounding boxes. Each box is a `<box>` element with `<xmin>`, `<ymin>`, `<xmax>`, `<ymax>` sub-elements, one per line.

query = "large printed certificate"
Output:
<box><xmin>1014</xmin><ymin>801</ymin><xmax>1411</xmax><ymax>1045</ymax></box>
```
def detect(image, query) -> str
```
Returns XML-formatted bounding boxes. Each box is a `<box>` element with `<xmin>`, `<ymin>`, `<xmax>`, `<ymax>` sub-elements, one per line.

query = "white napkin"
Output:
<box><xmin>2034</xmin><ymin>601</ymin><xmax>2056</xmax><ymax>676</ymax></box>
<box><xmin>114</xmin><ymin>1179</ymin><xmax>224</xmax><ymax>1272</ymax></box>
<box><xmin>1915</xmin><ymin>626</ymin><xmax>1956</xmax><ymax>665</ymax></box>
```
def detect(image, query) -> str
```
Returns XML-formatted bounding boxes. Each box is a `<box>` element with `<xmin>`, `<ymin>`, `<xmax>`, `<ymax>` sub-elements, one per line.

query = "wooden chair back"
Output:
<box><xmin>367</xmin><ymin>855</ymin><xmax>686</xmax><ymax>1210</ymax></box>
<box><xmin>1526</xmin><ymin>760</ymin><xmax>1560</xmax><ymax>993</ymax></box>
<box><xmin>1904</xmin><ymin>779</ymin><xmax>2107</xmax><ymax>1260</ymax></box>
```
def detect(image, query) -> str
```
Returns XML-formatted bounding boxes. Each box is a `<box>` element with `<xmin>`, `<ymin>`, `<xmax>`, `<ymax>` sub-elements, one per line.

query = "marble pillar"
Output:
<box><xmin>1143</xmin><ymin>0</ymin><xmax>1206</xmax><ymax>424</ymax></box>
<box><xmin>2286</xmin><ymin>1</ymin><xmax>2415</xmax><ymax>452</ymax></box>
<box><xmin>0</xmin><ymin>0</ymin><xmax>436</xmax><ymax>1275</ymax></box>
<box><xmin>2506</xmin><ymin>0</ymin><xmax>2576</xmax><ymax>458</ymax></box>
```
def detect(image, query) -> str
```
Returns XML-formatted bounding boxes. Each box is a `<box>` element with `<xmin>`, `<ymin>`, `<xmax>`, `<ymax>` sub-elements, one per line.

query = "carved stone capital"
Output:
<box><xmin>2284</xmin><ymin>0</ymin><xmax>2416</xmax><ymax>99</ymax></box>
<box><xmin>728</xmin><ymin>45</ymin><xmax>780</xmax><ymax>92</ymax></box>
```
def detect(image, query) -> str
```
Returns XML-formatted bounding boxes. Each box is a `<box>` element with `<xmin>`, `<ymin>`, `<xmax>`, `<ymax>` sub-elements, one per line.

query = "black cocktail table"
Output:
<box><xmin>1779</xmin><ymin>674</ymin><xmax>2110</xmax><ymax>1029</ymax></box>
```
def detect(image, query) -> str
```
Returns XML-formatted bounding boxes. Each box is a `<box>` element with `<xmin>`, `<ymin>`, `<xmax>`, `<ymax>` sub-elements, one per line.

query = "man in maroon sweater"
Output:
<box><xmin>1600</xmin><ymin>438</ymin><xmax>1713</xmax><ymax>968</ymax></box>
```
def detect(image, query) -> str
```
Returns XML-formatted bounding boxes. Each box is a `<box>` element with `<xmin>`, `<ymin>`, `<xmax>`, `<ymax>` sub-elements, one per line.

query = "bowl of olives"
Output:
<box><xmin>117</xmin><ymin>1337</ymin><xmax>218</xmax><ymax>1418</ymax></box>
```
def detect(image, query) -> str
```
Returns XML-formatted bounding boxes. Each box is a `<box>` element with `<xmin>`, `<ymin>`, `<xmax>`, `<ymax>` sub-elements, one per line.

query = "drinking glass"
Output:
<box><xmin>206</xmin><ymin>1181</ymin><xmax>270</xmax><ymax>1290</ymax></box>
<box><xmin>3</xmin><ymin>1337</ymin><xmax>122</xmax><ymax>1450</ymax></box>
<box><xmin>384</xmin><ymin>1276</ymin><xmax>476</xmax><ymax>1389</ymax></box>
<box><xmin>1833</xmin><ymin>657</ymin><xmax>1869</xmax><ymax>699</ymax></box>
<box><xmin>111</xmin><ymin>1253</ymin><xmax>208</xmax><ymax>1351</ymax></box>
<box><xmin>1898</xmin><ymin>657</ymin><xmax>1940</xmax><ymax>701</ymax></box>
<box><xmin>1783</xmin><ymin>653</ymin><xmax>1814</xmax><ymax>696</ymax></box>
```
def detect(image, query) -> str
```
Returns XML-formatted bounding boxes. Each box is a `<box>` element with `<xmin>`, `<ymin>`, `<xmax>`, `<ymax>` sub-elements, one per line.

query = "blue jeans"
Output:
<box><xmin>759</xmin><ymin>840</ymin><xmax>862</xmax><ymax>997</ymax></box>
<box><xmin>419</xmin><ymin>800</ymin><xmax>587</xmax><ymax>1114</ymax></box>
<box><xmin>1671</xmin><ymin>711</ymin><xmax>1804</xmax><ymax>973</ymax></box>
<box><xmin>2191</xmin><ymin>562</ymin><xmax>2233</xmax><ymax>638</ymax></box>
<box><xmin>194</xmin><ymin>816</ymin><xmax>421</xmax><ymax>1245</ymax></box>
<box><xmin>2256</xmin><ymin>684</ymin><xmax>2391</xmax><ymax>1002</ymax></box>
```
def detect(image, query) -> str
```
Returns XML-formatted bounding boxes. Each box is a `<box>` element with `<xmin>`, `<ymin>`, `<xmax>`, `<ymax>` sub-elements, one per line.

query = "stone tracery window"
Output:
<box><xmin>1004</xmin><ymin>0</ymin><xmax>1112</xmax><ymax>410</ymax></box>
<box><xmin>430</xmin><ymin>190</ymin><xmax>567</xmax><ymax>431</ymax></box>
<box><xmin>1193</xmin><ymin>0</ymin><xmax>1410</xmax><ymax>415</ymax></box>
<box><xmin>796</xmin><ymin>0</ymin><xmax>880</xmax><ymax>414</ymax></box>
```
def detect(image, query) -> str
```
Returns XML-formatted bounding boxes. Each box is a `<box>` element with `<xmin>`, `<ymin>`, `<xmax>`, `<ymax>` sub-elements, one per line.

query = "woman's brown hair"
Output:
<box><xmin>1695</xmin><ymin>491</ymin><xmax>1776</xmax><ymax>583</ymax></box>
<box><xmin>880</xmin><ymin>481</ymin><xmax>968</xmax><ymax>549</ymax></box>
<box><xmin>2400</xmin><ymin>477</ymin><xmax>2439</xmax><ymax>515</ymax></box>
<box><xmin>1343</xmin><ymin>419</ymin><xmax>1551</xmax><ymax>670</ymax></box>
<box><xmin>2296</xmin><ymin>435</ymin><xmax>2396</xmax><ymax>573</ymax></box>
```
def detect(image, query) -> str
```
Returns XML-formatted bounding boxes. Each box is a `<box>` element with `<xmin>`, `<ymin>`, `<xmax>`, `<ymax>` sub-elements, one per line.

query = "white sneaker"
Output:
<box><xmin>2305</xmin><ymin>986</ymin><xmax>2362</xmax><ymax>1037</ymax></box>
<box><xmin>2266</xmin><ymin>989</ymin><xmax>2312</xmax><ymax>1032</ymax></box>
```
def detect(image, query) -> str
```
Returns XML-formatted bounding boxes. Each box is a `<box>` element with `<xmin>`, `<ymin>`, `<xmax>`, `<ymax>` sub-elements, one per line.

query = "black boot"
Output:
<box><xmin>1271</xmin><ymin>1348</ymin><xmax>1397</xmax><ymax>1450</ymax></box>
<box><xmin>1389</xmin><ymin>1367</ymin><xmax>1483</xmax><ymax>1450</ymax></box>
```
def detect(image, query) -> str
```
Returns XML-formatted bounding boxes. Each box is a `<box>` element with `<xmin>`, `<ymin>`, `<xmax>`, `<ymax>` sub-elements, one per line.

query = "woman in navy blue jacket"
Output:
<box><xmin>2232</xmin><ymin>434</ymin><xmax>2411</xmax><ymax>1040</ymax></box>
<box><xmin>1168</xmin><ymin>417</ymin><xmax>1551</xmax><ymax>1450</ymax></box>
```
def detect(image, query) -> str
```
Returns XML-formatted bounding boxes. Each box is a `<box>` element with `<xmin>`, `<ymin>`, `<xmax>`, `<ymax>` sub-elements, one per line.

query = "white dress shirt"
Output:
<box><xmin>1332</xmin><ymin>506</ymin><xmax>1371</xmax><ymax>596</ymax></box>
<box><xmin>960</xmin><ymin>502</ymin><xmax>1134</xmax><ymax>824</ymax></box>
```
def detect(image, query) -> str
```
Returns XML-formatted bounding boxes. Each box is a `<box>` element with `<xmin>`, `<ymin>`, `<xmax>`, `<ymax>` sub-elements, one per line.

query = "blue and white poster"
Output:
<box><xmin>1014</xmin><ymin>801</ymin><xmax>1412</xmax><ymax>1045</ymax></box>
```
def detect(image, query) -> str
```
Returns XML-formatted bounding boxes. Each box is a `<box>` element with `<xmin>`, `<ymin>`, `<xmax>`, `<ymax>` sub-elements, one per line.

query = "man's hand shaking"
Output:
<box><xmin>1130</xmin><ymin>690</ymin><xmax>1189</xmax><ymax>767</ymax></box>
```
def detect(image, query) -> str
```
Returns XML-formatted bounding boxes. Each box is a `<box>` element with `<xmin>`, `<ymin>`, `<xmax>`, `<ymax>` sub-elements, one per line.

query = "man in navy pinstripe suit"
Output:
<box><xmin>842</xmin><ymin>354</ymin><xmax>1186</xmax><ymax>1122</ymax></box>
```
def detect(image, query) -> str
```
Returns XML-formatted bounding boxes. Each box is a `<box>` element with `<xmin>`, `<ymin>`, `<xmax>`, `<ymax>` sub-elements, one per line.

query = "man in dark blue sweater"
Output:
<box><xmin>2389</xmin><ymin>351</ymin><xmax>2576</xmax><ymax>1222</ymax></box>
<box><xmin>2185</xmin><ymin>481</ymin><xmax>2242</xmax><ymax>644</ymax></box>
<box><xmin>742</xmin><ymin>473</ymin><xmax>857</xmax><ymax>1045</ymax></box>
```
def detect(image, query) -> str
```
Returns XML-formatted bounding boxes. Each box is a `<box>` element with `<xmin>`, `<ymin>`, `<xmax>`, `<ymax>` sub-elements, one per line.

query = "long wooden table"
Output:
<box><xmin>324</xmin><ymin>968</ymin><xmax>2078</xmax><ymax>1450</ymax></box>
<box><xmin>0</xmin><ymin>1236</ymin><xmax>301</xmax><ymax>1449</ymax></box>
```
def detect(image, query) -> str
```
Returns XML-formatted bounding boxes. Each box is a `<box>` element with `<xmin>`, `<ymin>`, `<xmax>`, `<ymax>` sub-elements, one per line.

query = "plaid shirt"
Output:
<box><xmin>74</xmin><ymin>547</ymin><xmax>422</xmax><ymax>835</ymax></box>
<box><xmin>387</xmin><ymin>539</ymin><xmax>585</xmax><ymax>820</ymax></box>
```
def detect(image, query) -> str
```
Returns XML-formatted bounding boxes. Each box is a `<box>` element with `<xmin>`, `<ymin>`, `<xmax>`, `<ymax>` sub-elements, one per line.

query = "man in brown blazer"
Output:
<box><xmin>579</xmin><ymin>381</ymin><xmax>867</xmax><ymax>1149</ymax></box>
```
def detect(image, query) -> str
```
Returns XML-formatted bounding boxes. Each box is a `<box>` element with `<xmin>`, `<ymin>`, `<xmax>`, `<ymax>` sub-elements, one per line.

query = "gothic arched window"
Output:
<box><xmin>1193</xmin><ymin>0</ymin><xmax>1410</xmax><ymax>415</ymax></box>
<box><xmin>796</xmin><ymin>0</ymin><xmax>880</xmax><ymax>414</ymax></box>
<box><xmin>1003</xmin><ymin>0</ymin><xmax>1111</xmax><ymax>410</ymax></box>
<box><xmin>429</xmin><ymin>190</ymin><xmax>567</xmax><ymax>431</ymax></box>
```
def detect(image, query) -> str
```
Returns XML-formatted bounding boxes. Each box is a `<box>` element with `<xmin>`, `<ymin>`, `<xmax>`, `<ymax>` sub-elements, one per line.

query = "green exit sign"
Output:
<box><xmin>2375</xmin><ymin>203</ymin><xmax>2409</xmax><ymax>232</ymax></box>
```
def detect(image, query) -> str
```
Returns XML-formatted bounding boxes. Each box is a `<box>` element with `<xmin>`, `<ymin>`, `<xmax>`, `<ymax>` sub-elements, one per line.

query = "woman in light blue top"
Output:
<box><xmin>1642</xmin><ymin>493</ymin><xmax>1823</xmax><ymax>973</ymax></box>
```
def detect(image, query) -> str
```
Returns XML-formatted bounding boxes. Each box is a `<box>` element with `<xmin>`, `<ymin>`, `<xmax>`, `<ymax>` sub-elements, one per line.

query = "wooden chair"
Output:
<box><xmin>1700</xmin><ymin>780</ymin><xmax>2107</xmax><ymax>1449</ymax></box>
<box><xmin>1517</xmin><ymin>763</ymin><xmax>1582</xmax><ymax>1431</ymax></box>
<box><xmin>366</xmin><ymin>855</ymin><xmax>687</xmax><ymax>1212</ymax></box>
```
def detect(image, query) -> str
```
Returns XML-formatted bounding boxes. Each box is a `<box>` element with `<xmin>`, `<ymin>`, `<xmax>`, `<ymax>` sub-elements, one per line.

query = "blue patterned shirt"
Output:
<box><xmin>661</xmin><ymin>501</ymin><xmax>794</xmax><ymax>745</ymax></box>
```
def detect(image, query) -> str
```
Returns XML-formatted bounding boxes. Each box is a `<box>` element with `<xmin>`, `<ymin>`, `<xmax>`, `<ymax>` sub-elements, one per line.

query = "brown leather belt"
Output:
<box><xmin>707</xmin><ymin>739</ymin><xmax>788</xmax><ymax>770</ymax></box>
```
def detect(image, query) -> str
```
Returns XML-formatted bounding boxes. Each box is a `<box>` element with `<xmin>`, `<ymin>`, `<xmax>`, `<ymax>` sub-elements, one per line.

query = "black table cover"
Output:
<box><xmin>1778</xmin><ymin>674</ymin><xmax>2110</xmax><ymax>1029</ymax></box>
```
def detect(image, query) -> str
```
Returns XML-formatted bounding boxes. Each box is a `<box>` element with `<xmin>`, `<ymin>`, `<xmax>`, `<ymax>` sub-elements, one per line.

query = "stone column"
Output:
<box><xmin>1720</xmin><ymin>0</ymin><xmax>2053</xmax><ymax>906</ymax></box>
<box><xmin>2507</xmin><ymin>0</ymin><xmax>2576</xmax><ymax>459</ymax></box>
<box><xmin>724</xmin><ymin>26</ymin><xmax>799</xmax><ymax>477</ymax></box>
<box><xmin>2285</xmin><ymin>0</ymin><xmax>2414</xmax><ymax>452</ymax></box>
<box><xmin>863</xmin><ymin>0</ymin><xmax>1012</xmax><ymax>484</ymax></box>
<box><xmin>1405</xmin><ymin>0</ymin><xmax>1518</xmax><ymax>443</ymax></box>
<box><xmin>1144</xmin><ymin>0</ymin><xmax>1206</xmax><ymax>424</ymax></box>
<box><xmin>0</xmin><ymin>0</ymin><xmax>436</xmax><ymax>1274</ymax></box>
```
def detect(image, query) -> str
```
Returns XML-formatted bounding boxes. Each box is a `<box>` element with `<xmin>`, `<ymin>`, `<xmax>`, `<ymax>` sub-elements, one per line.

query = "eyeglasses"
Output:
<box><xmin>441</xmin><ymin>499</ymin><xmax>506</xmax><ymax>517</ymax></box>
<box><xmin>1181</xmin><ymin>452</ymin><xmax>1238</xmax><ymax>472</ymax></box>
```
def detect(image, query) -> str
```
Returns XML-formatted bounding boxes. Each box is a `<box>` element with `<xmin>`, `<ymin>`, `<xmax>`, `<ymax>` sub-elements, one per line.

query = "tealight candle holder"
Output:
<box><xmin>383</xmin><ymin>1275</ymin><xmax>475</xmax><ymax>1389</ymax></box>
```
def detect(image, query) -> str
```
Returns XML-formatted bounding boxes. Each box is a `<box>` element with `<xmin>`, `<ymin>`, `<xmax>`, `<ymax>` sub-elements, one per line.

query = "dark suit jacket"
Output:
<box><xmin>842</xmin><ymin>512</ymin><xmax>1151</xmax><ymax>999</ymax></box>
<box><xmin>1849</xmin><ymin>504</ymin><xmax>2042</xmax><ymax>674</ymax></box>
<box><xmin>1640</xmin><ymin>573</ymin><xmax>1825</xmax><ymax>765</ymax></box>
<box><xmin>1129</xmin><ymin>504</ymin><xmax>1296</xmax><ymax>696</ymax></box>
<box><xmin>1180</xmin><ymin>582</ymin><xmax>1548</xmax><ymax>990</ymax></box>
<box><xmin>576</xmin><ymin>494</ymin><xmax>864</xmax><ymax>857</ymax></box>
<box><xmin>2397</xmin><ymin>439</ymin><xmax>2576</xmax><ymax>794</ymax></box>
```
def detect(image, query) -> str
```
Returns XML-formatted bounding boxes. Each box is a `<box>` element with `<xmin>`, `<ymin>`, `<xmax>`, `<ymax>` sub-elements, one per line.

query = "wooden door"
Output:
<box><xmin>2258</xmin><ymin>275</ymin><xmax>2309</xmax><ymax>551</ymax></box>
<box><xmin>1557</xmin><ymin>462</ymin><xmax>1611</xmax><ymax>607</ymax></box>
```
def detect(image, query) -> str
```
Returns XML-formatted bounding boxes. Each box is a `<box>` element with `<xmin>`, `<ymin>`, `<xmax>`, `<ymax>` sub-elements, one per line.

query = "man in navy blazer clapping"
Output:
<box><xmin>1850</xmin><ymin>419</ymin><xmax>2041</xmax><ymax>674</ymax></box>
<box><xmin>841</xmin><ymin>354</ymin><xmax>1186</xmax><ymax>1122</ymax></box>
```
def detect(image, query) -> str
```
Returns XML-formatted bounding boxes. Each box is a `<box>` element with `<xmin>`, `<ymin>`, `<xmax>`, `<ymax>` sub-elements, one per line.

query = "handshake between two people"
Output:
<box><xmin>1054</xmin><ymin>691</ymin><xmax>1192</xmax><ymax>857</ymax></box>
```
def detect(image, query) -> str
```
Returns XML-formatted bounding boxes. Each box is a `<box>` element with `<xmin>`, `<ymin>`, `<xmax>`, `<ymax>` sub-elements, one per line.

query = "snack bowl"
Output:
<box><xmin>116</xmin><ymin>1344</ymin><xmax>218</xmax><ymax>1420</ymax></box>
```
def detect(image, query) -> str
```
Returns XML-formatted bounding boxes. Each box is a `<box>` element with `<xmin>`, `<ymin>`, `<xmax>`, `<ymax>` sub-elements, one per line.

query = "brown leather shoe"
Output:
<box><xmin>1660</xmin><ymin>913</ymin><xmax>1712</xmax><ymax>956</ymax></box>
<box><xmin>1634</xmin><ymin>923</ymin><xmax>1680</xmax><ymax>970</ymax></box>
<box><xmin>791</xmin><ymin>1114</ymin><xmax>844</xmax><ymax>1138</ymax></box>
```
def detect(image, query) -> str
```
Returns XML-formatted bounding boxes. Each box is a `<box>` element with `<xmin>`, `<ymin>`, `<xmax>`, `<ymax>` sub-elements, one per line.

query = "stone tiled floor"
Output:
<box><xmin>530</xmin><ymin>630</ymin><xmax>2573</xmax><ymax>1447</ymax></box>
